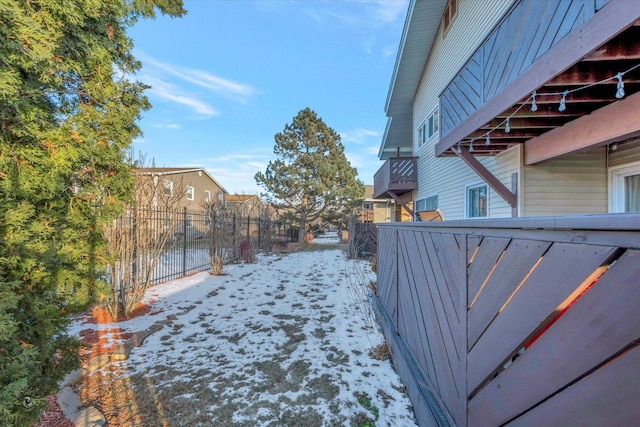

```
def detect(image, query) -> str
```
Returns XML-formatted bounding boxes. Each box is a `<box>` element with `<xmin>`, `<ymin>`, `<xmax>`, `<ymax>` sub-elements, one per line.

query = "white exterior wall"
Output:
<box><xmin>522</xmin><ymin>148</ymin><xmax>608</xmax><ymax>216</ymax></box>
<box><xmin>414</xmin><ymin>0</ymin><xmax>517</xmax><ymax>220</ymax></box>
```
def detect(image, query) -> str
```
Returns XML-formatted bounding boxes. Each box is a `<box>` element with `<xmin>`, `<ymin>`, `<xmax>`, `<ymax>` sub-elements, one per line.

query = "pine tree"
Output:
<box><xmin>255</xmin><ymin>108</ymin><xmax>364</xmax><ymax>242</ymax></box>
<box><xmin>0</xmin><ymin>0</ymin><xmax>185</xmax><ymax>424</ymax></box>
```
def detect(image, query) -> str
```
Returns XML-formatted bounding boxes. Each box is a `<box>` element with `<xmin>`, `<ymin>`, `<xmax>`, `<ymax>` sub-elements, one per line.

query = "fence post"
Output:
<box><xmin>182</xmin><ymin>206</ymin><xmax>187</xmax><ymax>276</ymax></box>
<box><xmin>232</xmin><ymin>214</ymin><xmax>237</xmax><ymax>258</ymax></box>
<box><xmin>246</xmin><ymin>215</ymin><xmax>251</xmax><ymax>243</ymax></box>
<box><xmin>258</xmin><ymin>219</ymin><xmax>262</xmax><ymax>249</ymax></box>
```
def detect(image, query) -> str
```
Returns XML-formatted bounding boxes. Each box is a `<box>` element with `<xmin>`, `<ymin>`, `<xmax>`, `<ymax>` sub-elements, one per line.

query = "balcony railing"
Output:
<box><xmin>373</xmin><ymin>157</ymin><xmax>418</xmax><ymax>199</ymax></box>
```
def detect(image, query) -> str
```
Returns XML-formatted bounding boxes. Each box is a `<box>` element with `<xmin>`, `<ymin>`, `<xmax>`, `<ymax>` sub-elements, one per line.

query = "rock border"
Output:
<box><xmin>56</xmin><ymin>317</ymin><xmax>174</xmax><ymax>426</ymax></box>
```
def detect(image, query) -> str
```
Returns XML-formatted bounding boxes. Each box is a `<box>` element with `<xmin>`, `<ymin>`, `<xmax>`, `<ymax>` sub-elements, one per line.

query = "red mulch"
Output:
<box><xmin>37</xmin><ymin>302</ymin><xmax>154</xmax><ymax>426</ymax></box>
<box><xmin>34</xmin><ymin>395</ymin><xmax>74</xmax><ymax>427</ymax></box>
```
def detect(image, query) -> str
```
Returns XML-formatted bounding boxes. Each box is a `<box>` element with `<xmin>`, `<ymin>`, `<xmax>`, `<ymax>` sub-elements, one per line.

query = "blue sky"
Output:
<box><xmin>129</xmin><ymin>0</ymin><xmax>409</xmax><ymax>195</ymax></box>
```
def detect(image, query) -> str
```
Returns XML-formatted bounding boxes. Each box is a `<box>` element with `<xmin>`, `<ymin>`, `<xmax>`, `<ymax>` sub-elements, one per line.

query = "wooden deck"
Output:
<box><xmin>374</xmin><ymin>214</ymin><xmax>640</xmax><ymax>426</ymax></box>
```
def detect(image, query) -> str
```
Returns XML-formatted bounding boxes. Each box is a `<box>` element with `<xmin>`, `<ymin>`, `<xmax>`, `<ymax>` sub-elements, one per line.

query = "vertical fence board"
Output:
<box><xmin>469</xmin><ymin>250</ymin><xmax>640</xmax><ymax>427</ymax></box>
<box><xmin>467</xmin><ymin>242</ymin><xmax>617</xmax><ymax>394</ymax></box>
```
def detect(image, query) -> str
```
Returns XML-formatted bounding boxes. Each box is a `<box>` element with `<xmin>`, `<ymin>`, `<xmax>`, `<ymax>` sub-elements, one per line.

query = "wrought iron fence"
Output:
<box><xmin>105</xmin><ymin>207</ymin><xmax>296</xmax><ymax>287</ymax></box>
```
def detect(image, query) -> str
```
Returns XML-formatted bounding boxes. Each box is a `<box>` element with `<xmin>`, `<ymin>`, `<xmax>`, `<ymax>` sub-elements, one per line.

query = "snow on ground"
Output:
<box><xmin>70</xmin><ymin>236</ymin><xmax>418</xmax><ymax>426</ymax></box>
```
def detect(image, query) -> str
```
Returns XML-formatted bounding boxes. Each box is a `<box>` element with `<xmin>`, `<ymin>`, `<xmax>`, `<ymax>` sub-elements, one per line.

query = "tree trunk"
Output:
<box><xmin>298</xmin><ymin>214</ymin><xmax>306</xmax><ymax>243</ymax></box>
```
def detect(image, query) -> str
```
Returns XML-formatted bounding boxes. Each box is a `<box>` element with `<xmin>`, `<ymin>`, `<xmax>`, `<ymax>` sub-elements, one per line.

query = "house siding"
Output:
<box><xmin>522</xmin><ymin>148</ymin><xmax>608</xmax><ymax>216</ymax></box>
<box><xmin>414</xmin><ymin>0</ymin><xmax>516</xmax><ymax>221</ymax></box>
<box><xmin>414</xmin><ymin>0</ymin><xmax>515</xmax><ymax>127</ymax></box>
<box><xmin>491</xmin><ymin>146</ymin><xmax>521</xmax><ymax>217</ymax></box>
<box><xmin>159</xmin><ymin>170</ymin><xmax>226</xmax><ymax>211</ymax></box>
<box><xmin>609</xmin><ymin>139</ymin><xmax>640</xmax><ymax>167</ymax></box>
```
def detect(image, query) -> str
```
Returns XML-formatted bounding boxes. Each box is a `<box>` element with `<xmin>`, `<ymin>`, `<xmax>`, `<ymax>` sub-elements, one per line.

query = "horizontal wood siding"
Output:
<box><xmin>609</xmin><ymin>138</ymin><xmax>640</xmax><ymax>167</ymax></box>
<box><xmin>376</xmin><ymin>215</ymin><xmax>640</xmax><ymax>426</ymax></box>
<box><xmin>522</xmin><ymin>148</ymin><xmax>607</xmax><ymax>216</ymax></box>
<box><xmin>490</xmin><ymin>146</ymin><xmax>521</xmax><ymax>217</ymax></box>
<box><xmin>441</xmin><ymin>0</ymin><xmax>599</xmax><ymax>137</ymax></box>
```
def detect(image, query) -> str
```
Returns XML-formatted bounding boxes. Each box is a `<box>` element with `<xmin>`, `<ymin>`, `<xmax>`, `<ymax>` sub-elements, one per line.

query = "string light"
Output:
<box><xmin>530</xmin><ymin>91</ymin><xmax>537</xmax><ymax>112</ymax></box>
<box><xmin>558</xmin><ymin>90</ymin><xmax>568</xmax><ymax>112</ymax></box>
<box><xmin>616</xmin><ymin>72</ymin><xmax>625</xmax><ymax>99</ymax></box>
<box><xmin>454</xmin><ymin>61</ymin><xmax>640</xmax><ymax>154</ymax></box>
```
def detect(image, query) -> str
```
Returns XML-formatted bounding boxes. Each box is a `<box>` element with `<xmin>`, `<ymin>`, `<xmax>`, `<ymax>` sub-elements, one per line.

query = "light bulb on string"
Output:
<box><xmin>456</xmin><ymin>142</ymin><xmax>461</xmax><ymax>154</ymax></box>
<box><xmin>559</xmin><ymin>90</ymin><xmax>568</xmax><ymax>112</ymax></box>
<box><xmin>485</xmin><ymin>133</ymin><xmax>490</xmax><ymax>146</ymax></box>
<box><xmin>469</xmin><ymin>140</ymin><xmax>474</xmax><ymax>153</ymax></box>
<box><xmin>505</xmin><ymin>117</ymin><xmax>511</xmax><ymax>133</ymax></box>
<box><xmin>531</xmin><ymin>91</ymin><xmax>537</xmax><ymax>112</ymax></box>
<box><xmin>616</xmin><ymin>72</ymin><xmax>625</xmax><ymax>99</ymax></box>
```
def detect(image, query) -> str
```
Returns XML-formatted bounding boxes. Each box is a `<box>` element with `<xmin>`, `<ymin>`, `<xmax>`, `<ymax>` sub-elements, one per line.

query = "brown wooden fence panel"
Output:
<box><xmin>470</xmin><ymin>250</ymin><xmax>640</xmax><ymax>426</ymax></box>
<box><xmin>375</xmin><ymin>214</ymin><xmax>640</xmax><ymax>427</ymax></box>
<box><xmin>505</xmin><ymin>345</ymin><xmax>640</xmax><ymax>426</ymax></box>
<box><xmin>467</xmin><ymin>242</ymin><xmax>617</xmax><ymax>394</ymax></box>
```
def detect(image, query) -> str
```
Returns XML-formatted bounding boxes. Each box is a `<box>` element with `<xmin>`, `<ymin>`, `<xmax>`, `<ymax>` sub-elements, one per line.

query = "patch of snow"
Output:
<box><xmin>71</xmin><ymin>248</ymin><xmax>417</xmax><ymax>426</ymax></box>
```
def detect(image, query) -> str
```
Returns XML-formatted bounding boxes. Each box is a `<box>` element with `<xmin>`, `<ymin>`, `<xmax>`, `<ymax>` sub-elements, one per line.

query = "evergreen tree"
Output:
<box><xmin>0</xmin><ymin>0</ymin><xmax>185</xmax><ymax>424</ymax></box>
<box><xmin>256</xmin><ymin>108</ymin><xmax>364</xmax><ymax>242</ymax></box>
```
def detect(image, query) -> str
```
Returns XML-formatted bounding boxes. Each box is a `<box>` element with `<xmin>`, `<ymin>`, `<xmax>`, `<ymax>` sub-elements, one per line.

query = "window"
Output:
<box><xmin>185</xmin><ymin>214</ymin><xmax>193</xmax><ymax>227</ymax></box>
<box><xmin>217</xmin><ymin>192</ymin><xmax>224</xmax><ymax>201</ymax></box>
<box><xmin>204</xmin><ymin>190</ymin><xmax>211</xmax><ymax>202</ymax></box>
<box><xmin>466</xmin><ymin>183</ymin><xmax>488</xmax><ymax>218</ymax></box>
<box><xmin>443</xmin><ymin>0</ymin><xmax>457</xmax><ymax>34</ymax></box>
<box><xmin>416</xmin><ymin>107</ymin><xmax>439</xmax><ymax>148</ymax></box>
<box><xmin>610</xmin><ymin>161</ymin><xmax>640</xmax><ymax>213</ymax></box>
<box><xmin>363</xmin><ymin>201</ymin><xmax>373</xmax><ymax>210</ymax></box>
<box><xmin>163</xmin><ymin>180</ymin><xmax>173</xmax><ymax>197</ymax></box>
<box><xmin>415</xmin><ymin>195</ymin><xmax>438</xmax><ymax>212</ymax></box>
<box><xmin>186</xmin><ymin>185</ymin><xmax>194</xmax><ymax>201</ymax></box>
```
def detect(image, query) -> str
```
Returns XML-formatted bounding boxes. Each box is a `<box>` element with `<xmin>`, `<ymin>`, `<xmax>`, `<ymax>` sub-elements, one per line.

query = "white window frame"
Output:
<box><xmin>609</xmin><ymin>160</ymin><xmax>640</xmax><ymax>213</ymax></box>
<box><xmin>416</xmin><ymin>106</ymin><xmax>440</xmax><ymax>150</ymax></box>
<box><xmin>163</xmin><ymin>180</ymin><xmax>173</xmax><ymax>197</ymax></box>
<box><xmin>204</xmin><ymin>190</ymin><xmax>211</xmax><ymax>202</ymax></box>
<box><xmin>465</xmin><ymin>182</ymin><xmax>489</xmax><ymax>219</ymax></box>
<box><xmin>186</xmin><ymin>185</ymin><xmax>195</xmax><ymax>201</ymax></box>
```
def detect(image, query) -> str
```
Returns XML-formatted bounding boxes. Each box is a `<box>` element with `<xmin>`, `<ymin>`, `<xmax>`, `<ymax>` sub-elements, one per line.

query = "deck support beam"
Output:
<box><xmin>455</xmin><ymin>147</ymin><xmax>518</xmax><ymax>208</ymax></box>
<box><xmin>388</xmin><ymin>191</ymin><xmax>416</xmax><ymax>220</ymax></box>
<box><xmin>524</xmin><ymin>90</ymin><xmax>640</xmax><ymax>165</ymax></box>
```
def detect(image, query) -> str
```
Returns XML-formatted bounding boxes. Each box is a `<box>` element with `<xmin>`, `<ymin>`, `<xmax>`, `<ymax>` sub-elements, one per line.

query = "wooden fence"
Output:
<box><xmin>375</xmin><ymin>214</ymin><xmax>640</xmax><ymax>426</ymax></box>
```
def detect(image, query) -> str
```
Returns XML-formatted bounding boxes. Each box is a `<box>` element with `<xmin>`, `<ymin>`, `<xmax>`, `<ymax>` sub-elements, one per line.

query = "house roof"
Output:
<box><xmin>134</xmin><ymin>167</ymin><xmax>229</xmax><ymax>194</ymax></box>
<box><xmin>379</xmin><ymin>0</ymin><xmax>448</xmax><ymax>160</ymax></box>
<box><xmin>226</xmin><ymin>194</ymin><xmax>258</xmax><ymax>203</ymax></box>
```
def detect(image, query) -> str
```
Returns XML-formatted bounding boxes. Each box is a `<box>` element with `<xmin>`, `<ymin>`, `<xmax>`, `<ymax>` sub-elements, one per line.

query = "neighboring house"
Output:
<box><xmin>374</xmin><ymin>0</ymin><xmax>640</xmax><ymax>220</ymax></box>
<box><xmin>134</xmin><ymin>167</ymin><xmax>228</xmax><ymax>238</ymax></box>
<box><xmin>226</xmin><ymin>194</ymin><xmax>267</xmax><ymax>218</ymax></box>
<box><xmin>135</xmin><ymin>167</ymin><xmax>228</xmax><ymax>211</ymax></box>
<box><xmin>359</xmin><ymin>185</ymin><xmax>395</xmax><ymax>223</ymax></box>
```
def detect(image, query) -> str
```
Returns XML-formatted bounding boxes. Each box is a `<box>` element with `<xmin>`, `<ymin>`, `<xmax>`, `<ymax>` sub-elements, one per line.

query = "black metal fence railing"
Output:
<box><xmin>105</xmin><ymin>207</ymin><xmax>297</xmax><ymax>287</ymax></box>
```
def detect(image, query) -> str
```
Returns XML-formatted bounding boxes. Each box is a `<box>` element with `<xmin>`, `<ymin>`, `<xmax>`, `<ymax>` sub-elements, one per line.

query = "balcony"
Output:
<box><xmin>373</xmin><ymin>157</ymin><xmax>417</xmax><ymax>199</ymax></box>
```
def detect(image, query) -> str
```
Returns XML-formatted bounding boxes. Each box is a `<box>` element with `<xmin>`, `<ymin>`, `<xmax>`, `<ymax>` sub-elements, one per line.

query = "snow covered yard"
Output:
<box><xmin>70</xmin><ymin>238</ymin><xmax>418</xmax><ymax>426</ymax></box>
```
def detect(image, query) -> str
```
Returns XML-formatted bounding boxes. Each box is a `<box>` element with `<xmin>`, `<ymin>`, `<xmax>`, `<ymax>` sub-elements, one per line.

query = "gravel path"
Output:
<box><xmin>74</xmin><ymin>245</ymin><xmax>417</xmax><ymax>426</ymax></box>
